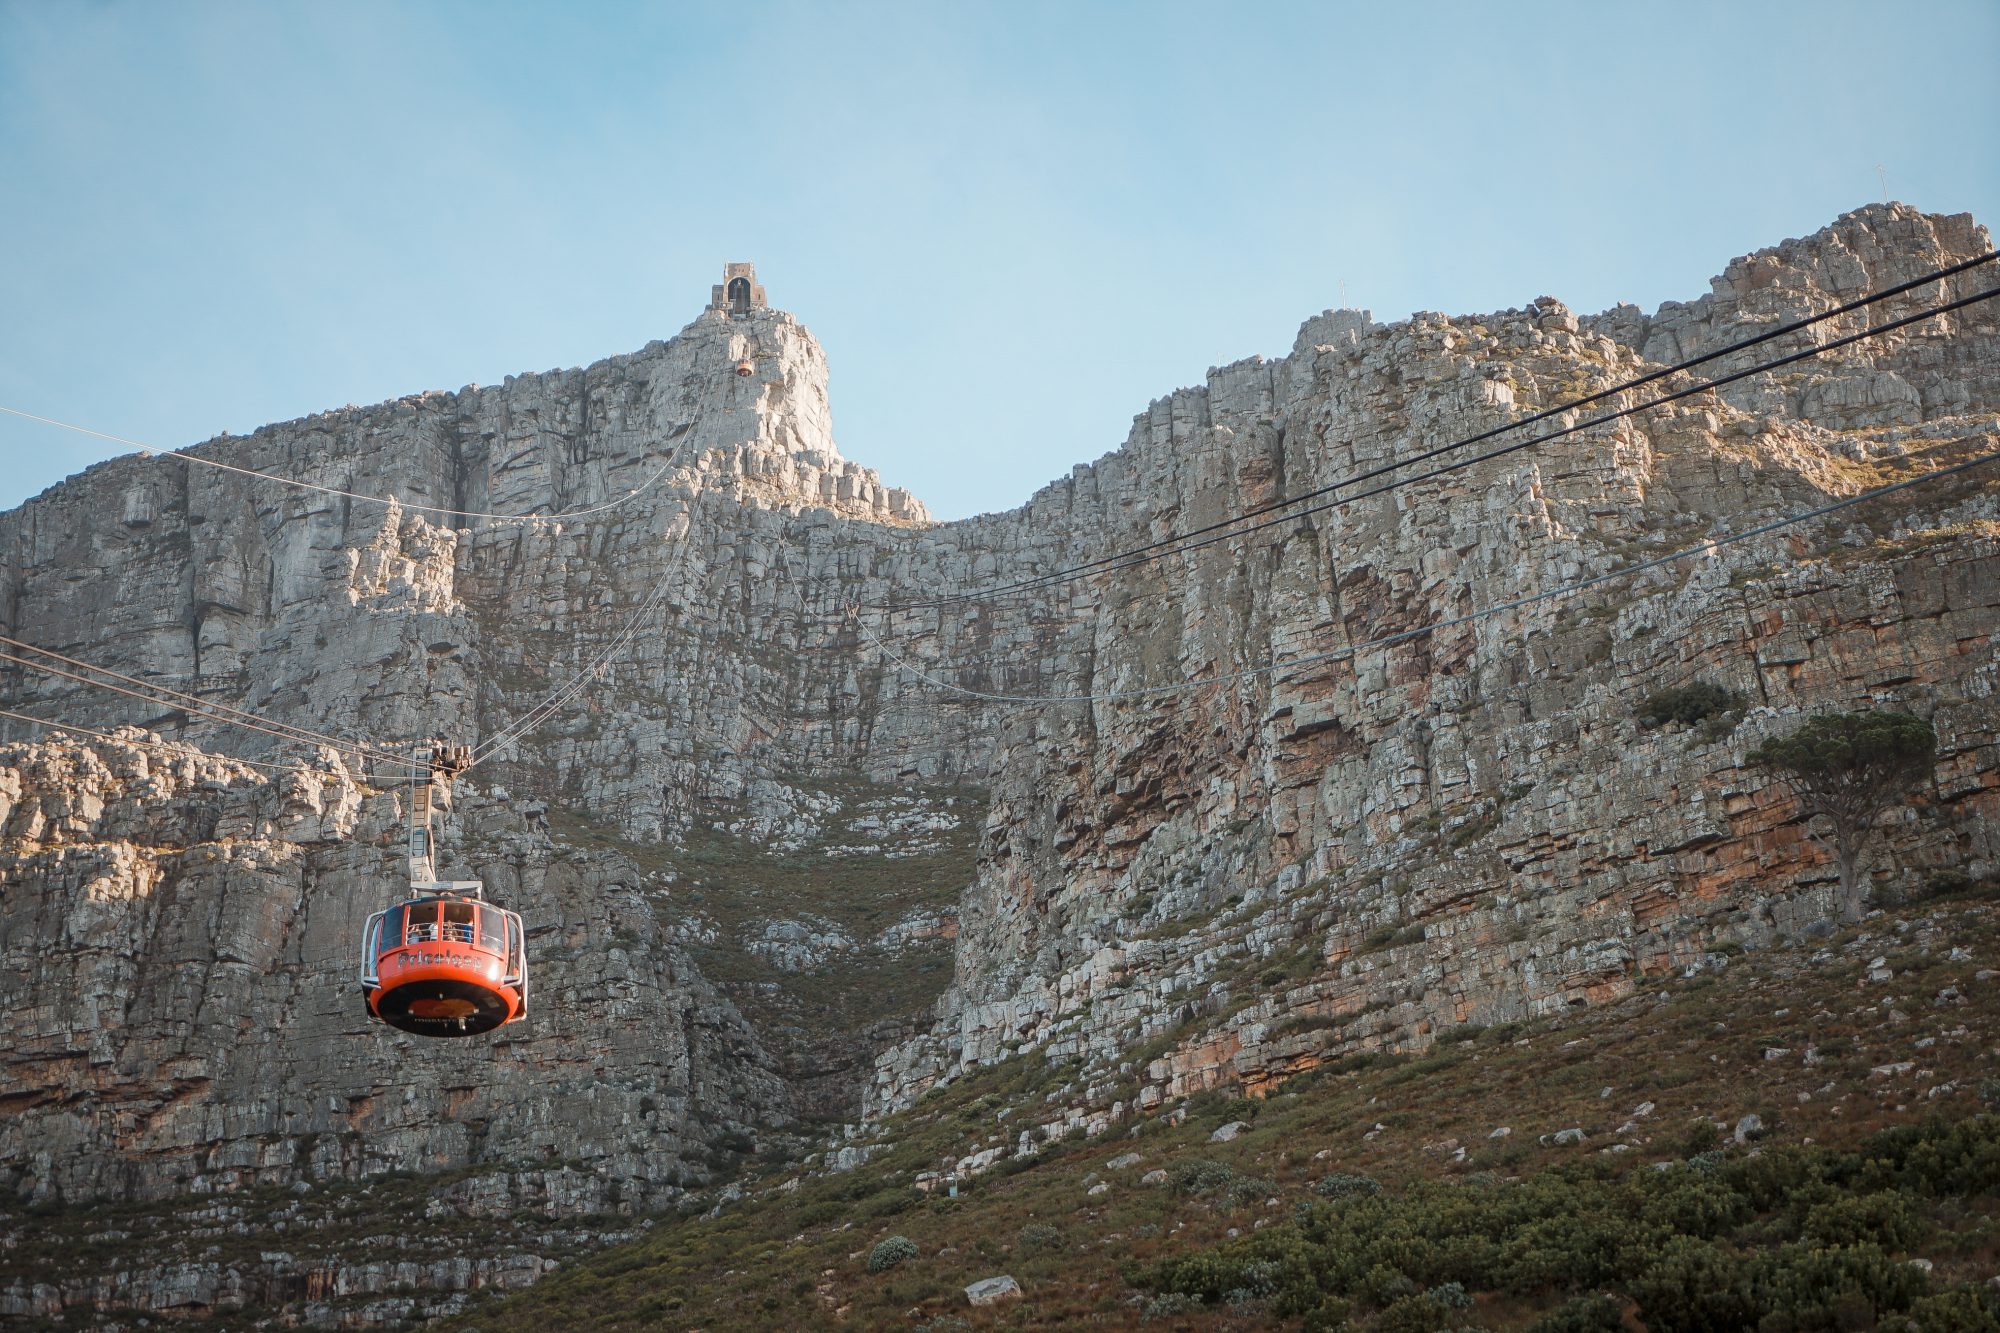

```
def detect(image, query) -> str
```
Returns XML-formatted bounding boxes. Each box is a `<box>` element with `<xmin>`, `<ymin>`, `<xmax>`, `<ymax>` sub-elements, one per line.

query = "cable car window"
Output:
<box><xmin>378</xmin><ymin>906</ymin><xmax>407</xmax><ymax>957</ymax></box>
<box><xmin>476</xmin><ymin>906</ymin><xmax>503</xmax><ymax>953</ymax></box>
<box><xmin>442</xmin><ymin>901</ymin><xmax>476</xmax><ymax>943</ymax></box>
<box><xmin>407</xmin><ymin>901</ymin><xmax>441</xmax><ymax>943</ymax></box>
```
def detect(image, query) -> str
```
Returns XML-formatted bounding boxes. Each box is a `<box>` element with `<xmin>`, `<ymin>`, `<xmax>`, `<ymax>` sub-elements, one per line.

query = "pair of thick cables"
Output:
<box><xmin>0</xmin><ymin>704</ymin><xmax>331</xmax><ymax>776</ymax></box>
<box><xmin>854</xmin><ymin>268</ymin><xmax>2000</xmax><ymax>703</ymax></box>
<box><xmin>0</xmin><ymin>398</ymin><xmax>703</xmax><ymax>773</ymax></box>
<box><xmin>852</xmin><ymin>447</ymin><xmax>2000</xmax><ymax>705</ymax></box>
<box><xmin>0</xmin><ymin>633</ymin><xmax>407</xmax><ymax>776</ymax></box>
<box><xmin>885</xmin><ymin>250</ymin><xmax>1998</xmax><ymax>612</ymax></box>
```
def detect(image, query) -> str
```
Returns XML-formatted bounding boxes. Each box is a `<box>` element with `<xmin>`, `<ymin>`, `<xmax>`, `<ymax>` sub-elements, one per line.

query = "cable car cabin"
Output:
<box><xmin>360</xmin><ymin>893</ymin><xmax>527</xmax><ymax>1037</ymax></box>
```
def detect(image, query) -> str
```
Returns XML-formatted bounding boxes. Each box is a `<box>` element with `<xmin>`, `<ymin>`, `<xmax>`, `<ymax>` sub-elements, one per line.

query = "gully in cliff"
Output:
<box><xmin>357</xmin><ymin>742</ymin><xmax>530</xmax><ymax>1037</ymax></box>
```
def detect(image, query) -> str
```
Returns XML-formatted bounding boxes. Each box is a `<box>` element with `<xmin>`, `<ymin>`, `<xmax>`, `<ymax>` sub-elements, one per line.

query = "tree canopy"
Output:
<box><xmin>1747</xmin><ymin>711</ymin><xmax>1937</xmax><ymax>805</ymax></box>
<box><xmin>1747</xmin><ymin>710</ymin><xmax>1937</xmax><ymax>922</ymax></box>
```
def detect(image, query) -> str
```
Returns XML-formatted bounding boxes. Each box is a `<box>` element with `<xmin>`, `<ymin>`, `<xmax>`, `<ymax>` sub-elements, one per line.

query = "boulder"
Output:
<box><xmin>965</xmin><ymin>1276</ymin><xmax>1022</xmax><ymax>1307</ymax></box>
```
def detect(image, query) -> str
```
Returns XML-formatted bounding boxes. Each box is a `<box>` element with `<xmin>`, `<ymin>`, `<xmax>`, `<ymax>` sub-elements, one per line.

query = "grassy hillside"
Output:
<box><xmin>437</xmin><ymin>889</ymin><xmax>2000</xmax><ymax>1331</ymax></box>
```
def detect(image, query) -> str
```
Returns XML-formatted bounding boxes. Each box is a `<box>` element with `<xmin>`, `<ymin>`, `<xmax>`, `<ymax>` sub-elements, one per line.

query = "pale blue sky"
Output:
<box><xmin>2</xmin><ymin>1</ymin><xmax>1995</xmax><ymax>520</ymax></box>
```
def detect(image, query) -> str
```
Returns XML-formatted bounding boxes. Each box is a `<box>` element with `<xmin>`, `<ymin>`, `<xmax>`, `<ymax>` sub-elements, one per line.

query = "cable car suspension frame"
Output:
<box><xmin>358</xmin><ymin>743</ymin><xmax>529</xmax><ymax>1037</ymax></box>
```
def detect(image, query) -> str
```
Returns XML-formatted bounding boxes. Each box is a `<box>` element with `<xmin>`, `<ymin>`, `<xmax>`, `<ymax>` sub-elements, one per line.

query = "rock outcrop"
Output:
<box><xmin>0</xmin><ymin>728</ymin><xmax>781</xmax><ymax>1210</ymax></box>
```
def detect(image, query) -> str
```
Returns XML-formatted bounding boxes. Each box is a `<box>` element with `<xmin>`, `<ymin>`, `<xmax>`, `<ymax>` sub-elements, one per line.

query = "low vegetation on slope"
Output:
<box><xmin>436</xmin><ymin>890</ymin><xmax>2000</xmax><ymax>1331</ymax></box>
<box><xmin>1140</xmin><ymin>1119</ymin><xmax>2000</xmax><ymax>1330</ymax></box>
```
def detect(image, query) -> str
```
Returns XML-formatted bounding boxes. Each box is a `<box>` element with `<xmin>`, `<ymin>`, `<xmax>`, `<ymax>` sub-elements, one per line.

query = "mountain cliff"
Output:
<box><xmin>2</xmin><ymin>205</ymin><xmax>1996</xmax><ymax>1326</ymax></box>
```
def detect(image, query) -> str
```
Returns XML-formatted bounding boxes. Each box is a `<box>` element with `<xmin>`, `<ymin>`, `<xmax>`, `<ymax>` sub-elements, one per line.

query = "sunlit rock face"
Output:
<box><xmin>0</xmin><ymin>731</ymin><xmax>782</xmax><ymax>1211</ymax></box>
<box><xmin>1</xmin><ymin>208</ymin><xmax>1995</xmax><ymax>1259</ymax></box>
<box><xmin>863</xmin><ymin>203</ymin><xmax>2000</xmax><ymax>1122</ymax></box>
<box><xmin>0</xmin><ymin>294</ymin><xmax>964</xmax><ymax>1216</ymax></box>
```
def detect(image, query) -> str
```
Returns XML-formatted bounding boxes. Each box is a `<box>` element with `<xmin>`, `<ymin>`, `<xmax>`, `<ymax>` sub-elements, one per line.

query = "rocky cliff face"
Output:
<box><xmin>862</xmin><ymin>204</ymin><xmax>2000</xmax><ymax>1134</ymax></box>
<box><xmin>2</xmin><ymin>208</ymin><xmax>1996</xmax><ymax>1325</ymax></box>
<box><xmin>0</xmin><ymin>731</ymin><xmax>782</xmax><ymax>1211</ymax></box>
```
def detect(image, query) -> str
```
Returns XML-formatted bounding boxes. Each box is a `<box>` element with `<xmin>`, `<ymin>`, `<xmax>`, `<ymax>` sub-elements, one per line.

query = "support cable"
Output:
<box><xmin>0</xmin><ymin>404</ymin><xmax>685</xmax><ymax>525</ymax></box>
<box><xmin>853</xmin><ymin>448</ymin><xmax>2000</xmax><ymax>706</ymax></box>
<box><xmin>0</xmin><ymin>650</ymin><xmax>393</xmax><ymax>768</ymax></box>
<box><xmin>0</xmin><ymin>639</ymin><xmax>405</xmax><ymax>767</ymax></box>
<box><xmin>6</xmin><ymin>256</ymin><xmax>1992</xmax><ymax>769</ymax></box>
<box><xmin>464</xmin><ymin>531</ymin><xmax>696</xmax><ymax>769</ymax></box>
<box><xmin>0</xmin><ymin>705</ymin><xmax>344</xmax><ymax>777</ymax></box>
<box><xmin>891</xmin><ymin>263</ymin><xmax>1999</xmax><ymax>611</ymax></box>
<box><xmin>0</xmin><ymin>632</ymin><xmax>402</xmax><ymax>761</ymax></box>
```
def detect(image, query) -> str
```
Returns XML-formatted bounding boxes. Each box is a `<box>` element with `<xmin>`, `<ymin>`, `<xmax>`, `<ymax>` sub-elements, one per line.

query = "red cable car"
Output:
<box><xmin>360</xmin><ymin>890</ymin><xmax>527</xmax><ymax>1036</ymax></box>
<box><xmin>358</xmin><ymin>741</ymin><xmax>529</xmax><ymax>1037</ymax></box>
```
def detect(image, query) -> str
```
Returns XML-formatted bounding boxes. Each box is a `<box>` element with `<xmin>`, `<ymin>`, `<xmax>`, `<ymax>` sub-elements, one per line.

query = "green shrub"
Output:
<box><xmin>1375</xmin><ymin>1291</ymin><xmax>1458</xmax><ymax>1333</ymax></box>
<box><xmin>914</xmin><ymin>1318</ymin><xmax>973</xmax><ymax>1333</ymax></box>
<box><xmin>1361</xmin><ymin>1262</ymin><xmax>1420</xmax><ymax>1307</ymax></box>
<box><xmin>1673</xmin><ymin>1118</ymin><xmax>1721</xmax><ymax>1159</ymax></box>
<box><xmin>859</xmin><ymin>1188</ymin><xmax>914</xmax><ymax>1219</ymax></box>
<box><xmin>1183</xmin><ymin>1089</ymin><xmax>1242</xmax><ymax>1124</ymax></box>
<box><xmin>1135</xmin><ymin>1117</ymin><xmax>2000</xmax><ymax>1329</ymax></box>
<box><xmin>1163</xmin><ymin>1157</ymin><xmax>1273</xmax><ymax>1205</ymax></box>
<box><xmin>1427</xmin><ymin>1280</ymin><xmax>1473</xmax><ymax>1309</ymax></box>
<box><xmin>1314</xmin><ymin>1172</ymin><xmax>1382</xmax><ymax>1201</ymax></box>
<box><xmin>1717</xmin><ymin>1144</ymin><xmax>1824</xmax><ymax>1212</ymax></box>
<box><xmin>1633</xmin><ymin>1168</ymin><xmax>1749</xmax><ymax>1237</ymax></box>
<box><xmin>1016</xmin><ymin>1221</ymin><xmax>1065</xmax><ymax>1253</ymax></box>
<box><xmin>1751</xmin><ymin>1242</ymin><xmax>1928</xmax><ymax>1330</ymax></box>
<box><xmin>1363</xmin><ymin>923</ymin><xmax>1428</xmax><ymax>951</ymax></box>
<box><xmin>1382</xmin><ymin>1052</ymin><xmax>1462</xmax><ymax>1086</ymax></box>
<box><xmin>1896</xmin><ymin>1287</ymin><xmax>2000</xmax><ymax>1332</ymax></box>
<box><xmin>1143</xmin><ymin>1292</ymin><xmax>1203</xmax><ymax>1320</ymax></box>
<box><xmin>1637</xmin><ymin>682</ymin><xmax>1741</xmax><ymax>729</ymax></box>
<box><xmin>1854</xmin><ymin>1116</ymin><xmax>2000</xmax><ymax>1196</ymax></box>
<box><xmin>792</xmin><ymin>1199</ymin><xmax>845</xmax><ymax>1229</ymax></box>
<box><xmin>1236</xmin><ymin>1259</ymin><xmax>1283</xmax><ymax>1297</ymax></box>
<box><xmin>1629</xmin><ymin>1235</ymin><xmax>1759</xmax><ymax>1333</ymax></box>
<box><xmin>995</xmin><ymin>1150</ymin><xmax>1046</xmax><ymax>1178</ymax></box>
<box><xmin>1271</xmin><ymin>1010</ymin><xmax>1345</xmax><ymax>1039</ymax></box>
<box><xmin>1448</xmin><ymin>812</ymin><xmax>1500</xmax><ymax>848</ymax></box>
<box><xmin>1686</xmin><ymin>1150</ymin><xmax>1731</xmax><ymax>1177</ymax></box>
<box><xmin>867</xmin><ymin>1235</ymin><xmax>918</xmax><ymax>1273</ymax></box>
<box><xmin>1144</xmin><ymin>1250</ymin><xmax>1257</xmax><ymax>1303</ymax></box>
<box><xmin>1921</xmin><ymin>869</ymin><xmax>1976</xmax><ymax>900</ymax></box>
<box><xmin>1168</xmin><ymin>1158</ymin><xmax>1239</xmax><ymax>1197</ymax></box>
<box><xmin>1299</xmin><ymin>1295</ymin><xmax>1356</xmax><ymax>1332</ymax></box>
<box><xmin>1800</xmin><ymin>1190</ymin><xmax>1924</xmax><ymax>1250</ymax></box>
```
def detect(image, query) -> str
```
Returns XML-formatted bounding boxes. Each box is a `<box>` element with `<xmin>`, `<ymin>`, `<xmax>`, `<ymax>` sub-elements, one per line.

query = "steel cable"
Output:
<box><xmin>854</xmin><ymin>448</ymin><xmax>2000</xmax><ymax>706</ymax></box>
<box><xmin>889</xmin><ymin>258</ymin><xmax>1999</xmax><ymax>611</ymax></box>
<box><xmin>0</xmin><ymin>641</ymin><xmax>405</xmax><ymax>767</ymax></box>
<box><xmin>0</xmin><ymin>705</ymin><xmax>352</xmax><ymax>777</ymax></box>
<box><xmin>0</xmin><ymin>404</ymin><xmax>685</xmax><ymax>525</ymax></box>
